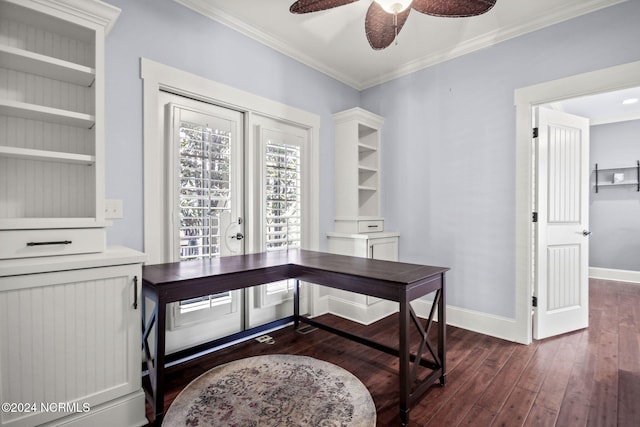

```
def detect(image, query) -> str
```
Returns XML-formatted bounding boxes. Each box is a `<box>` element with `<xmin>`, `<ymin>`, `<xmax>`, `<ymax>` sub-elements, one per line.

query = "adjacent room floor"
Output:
<box><xmin>146</xmin><ymin>279</ymin><xmax>640</xmax><ymax>426</ymax></box>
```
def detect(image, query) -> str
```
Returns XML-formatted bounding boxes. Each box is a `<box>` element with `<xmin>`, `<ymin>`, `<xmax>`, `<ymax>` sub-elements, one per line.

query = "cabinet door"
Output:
<box><xmin>368</xmin><ymin>237</ymin><xmax>398</xmax><ymax>261</ymax></box>
<box><xmin>0</xmin><ymin>264</ymin><xmax>141</xmax><ymax>427</ymax></box>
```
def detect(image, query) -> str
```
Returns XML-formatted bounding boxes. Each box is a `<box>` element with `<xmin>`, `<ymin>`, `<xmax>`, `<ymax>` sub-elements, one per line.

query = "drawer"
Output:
<box><xmin>0</xmin><ymin>228</ymin><xmax>105</xmax><ymax>259</ymax></box>
<box><xmin>357</xmin><ymin>220</ymin><xmax>384</xmax><ymax>233</ymax></box>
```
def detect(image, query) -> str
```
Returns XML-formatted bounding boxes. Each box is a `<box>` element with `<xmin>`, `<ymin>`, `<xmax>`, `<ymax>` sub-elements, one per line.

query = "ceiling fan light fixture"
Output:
<box><xmin>374</xmin><ymin>0</ymin><xmax>412</xmax><ymax>14</ymax></box>
<box><xmin>289</xmin><ymin>0</ymin><xmax>497</xmax><ymax>50</ymax></box>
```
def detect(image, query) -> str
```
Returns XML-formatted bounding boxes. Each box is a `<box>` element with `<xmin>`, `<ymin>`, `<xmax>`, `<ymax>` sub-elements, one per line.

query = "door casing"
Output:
<box><xmin>514</xmin><ymin>60</ymin><xmax>640</xmax><ymax>344</ymax></box>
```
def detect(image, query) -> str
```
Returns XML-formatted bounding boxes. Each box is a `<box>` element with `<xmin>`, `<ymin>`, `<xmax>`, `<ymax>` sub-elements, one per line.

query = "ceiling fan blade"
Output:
<box><xmin>365</xmin><ymin>2</ymin><xmax>411</xmax><ymax>50</ymax></box>
<box><xmin>412</xmin><ymin>0</ymin><xmax>497</xmax><ymax>17</ymax></box>
<box><xmin>290</xmin><ymin>0</ymin><xmax>359</xmax><ymax>14</ymax></box>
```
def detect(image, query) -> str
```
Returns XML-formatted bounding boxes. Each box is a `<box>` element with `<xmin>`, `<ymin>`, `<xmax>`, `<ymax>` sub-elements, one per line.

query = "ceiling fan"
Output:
<box><xmin>290</xmin><ymin>0</ymin><xmax>497</xmax><ymax>50</ymax></box>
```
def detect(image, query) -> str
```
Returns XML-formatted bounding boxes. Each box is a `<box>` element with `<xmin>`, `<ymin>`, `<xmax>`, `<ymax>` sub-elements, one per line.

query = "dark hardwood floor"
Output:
<box><xmin>146</xmin><ymin>279</ymin><xmax>640</xmax><ymax>426</ymax></box>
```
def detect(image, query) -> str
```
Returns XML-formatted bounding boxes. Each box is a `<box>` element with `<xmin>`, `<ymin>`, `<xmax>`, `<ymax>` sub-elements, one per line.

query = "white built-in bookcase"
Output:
<box><xmin>0</xmin><ymin>4</ymin><xmax>148</xmax><ymax>426</ymax></box>
<box><xmin>328</xmin><ymin>108</ymin><xmax>400</xmax><ymax>324</ymax></box>
<box><xmin>333</xmin><ymin>107</ymin><xmax>385</xmax><ymax>233</ymax></box>
<box><xmin>0</xmin><ymin>0</ymin><xmax>115</xmax><ymax>258</ymax></box>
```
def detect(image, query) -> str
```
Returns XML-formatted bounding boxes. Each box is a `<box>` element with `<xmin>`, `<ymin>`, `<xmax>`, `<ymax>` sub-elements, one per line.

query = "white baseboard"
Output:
<box><xmin>49</xmin><ymin>390</ymin><xmax>147</xmax><ymax>427</ymax></box>
<box><xmin>589</xmin><ymin>267</ymin><xmax>640</xmax><ymax>284</ymax></box>
<box><xmin>410</xmin><ymin>300</ymin><xmax>523</xmax><ymax>343</ymax></box>
<box><xmin>325</xmin><ymin>295</ymin><xmax>398</xmax><ymax>325</ymax></box>
<box><xmin>314</xmin><ymin>293</ymin><xmax>523</xmax><ymax>343</ymax></box>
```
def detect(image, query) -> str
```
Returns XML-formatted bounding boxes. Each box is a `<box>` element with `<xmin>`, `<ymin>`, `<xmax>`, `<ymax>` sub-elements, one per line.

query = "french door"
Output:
<box><xmin>160</xmin><ymin>92</ymin><xmax>308</xmax><ymax>352</ymax></box>
<box><xmin>246</xmin><ymin>115</ymin><xmax>310</xmax><ymax>328</ymax></box>
<box><xmin>164</xmin><ymin>96</ymin><xmax>244</xmax><ymax>351</ymax></box>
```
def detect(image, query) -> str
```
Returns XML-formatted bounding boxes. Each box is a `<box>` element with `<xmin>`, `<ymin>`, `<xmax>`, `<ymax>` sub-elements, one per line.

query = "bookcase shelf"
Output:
<box><xmin>0</xmin><ymin>145</ymin><xmax>95</xmax><ymax>165</ymax></box>
<box><xmin>0</xmin><ymin>99</ymin><xmax>95</xmax><ymax>128</ymax></box>
<box><xmin>0</xmin><ymin>45</ymin><xmax>95</xmax><ymax>86</ymax></box>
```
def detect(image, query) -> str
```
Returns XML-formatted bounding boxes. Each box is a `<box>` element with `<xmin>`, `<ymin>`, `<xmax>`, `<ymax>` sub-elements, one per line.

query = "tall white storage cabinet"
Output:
<box><xmin>0</xmin><ymin>0</ymin><xmax>117</xmax><ymax>259</ymax></box>
<box><xmin>0</xmin><ymin>2</ymin><xmax>147</xmax><ymax>426</ymax></box>
<box><xmin>327</xmin><ymin>108</ymin><xmax>399</xmax><ymax>324</ymax></box>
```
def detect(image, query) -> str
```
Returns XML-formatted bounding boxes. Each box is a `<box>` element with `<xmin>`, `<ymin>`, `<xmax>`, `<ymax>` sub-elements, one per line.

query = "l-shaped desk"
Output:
<box><xmin>142</xmin><ymin>249</ymin><xmax>448</xmax><ymax>426</ymax></box>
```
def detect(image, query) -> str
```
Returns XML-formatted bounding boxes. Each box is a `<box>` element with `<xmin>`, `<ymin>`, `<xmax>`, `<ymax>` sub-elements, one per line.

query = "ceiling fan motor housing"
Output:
<box><xmin>375</xmin><ymin>0</ymin><xmax>413</xmax><ymax>14</ymax></box>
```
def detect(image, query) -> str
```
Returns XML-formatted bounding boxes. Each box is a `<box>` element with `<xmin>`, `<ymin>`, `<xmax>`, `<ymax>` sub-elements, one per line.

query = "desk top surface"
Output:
<box><xmin>142</xmin><ymin>249</ymin><xmax>448</xmax><ymax>288</ymax></box>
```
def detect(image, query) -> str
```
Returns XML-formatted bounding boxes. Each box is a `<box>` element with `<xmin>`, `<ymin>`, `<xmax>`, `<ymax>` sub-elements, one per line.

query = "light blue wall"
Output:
<box><xmin>103</xmin><ymin>0</ymin><xmax>360</xmax><ymax>251</ymax></box>
<box><xmin>361</xmin><ymin>0</ymin><xmax>640</xmax><ymax>318</ymax></box>
<box><xmin>590</xmin><ymin>119</ymin><xmax>640</xmax><ymax>271</ymax></box>
<box><xmin>104</xmin><ymin>0</ymin><xmax>640</xmax><ymax>319</ymax></box>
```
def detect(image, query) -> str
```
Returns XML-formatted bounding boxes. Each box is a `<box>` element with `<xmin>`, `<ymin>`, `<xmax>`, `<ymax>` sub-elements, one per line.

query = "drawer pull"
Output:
<box><xmin>27</xmin><ymin>240</ymin><xmax>72</xmax><ymax>247</ymax></box>
<box><xmin>368</xmin><ymin>225</ymin><xmax>379</xmax><ymax>228</ymax></box>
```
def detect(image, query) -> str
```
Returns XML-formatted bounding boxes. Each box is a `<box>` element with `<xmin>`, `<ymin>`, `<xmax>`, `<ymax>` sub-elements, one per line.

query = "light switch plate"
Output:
<box><xmin>105</xmin><ymin>199</ymin><xmax>123</xmax><ymax>219</ymax></box>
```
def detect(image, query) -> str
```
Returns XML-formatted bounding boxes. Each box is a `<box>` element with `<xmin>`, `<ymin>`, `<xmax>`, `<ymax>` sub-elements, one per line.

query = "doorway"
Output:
<box><xmin>514</xmin><ymin>60</ymin><xmax>640</xmax><ymax>345</ymax></box>
<box><xmin>531</xmin><ymin>92</ymin><xmax>640</xmax><ymax>340</ymax></box>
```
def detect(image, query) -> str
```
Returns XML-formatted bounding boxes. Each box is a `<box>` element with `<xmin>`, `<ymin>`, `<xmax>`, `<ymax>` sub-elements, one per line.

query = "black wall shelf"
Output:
<box><xmin>594</xmin><ymin>160</ymin><xmax>640</xmax><ymax>193</ymax></box>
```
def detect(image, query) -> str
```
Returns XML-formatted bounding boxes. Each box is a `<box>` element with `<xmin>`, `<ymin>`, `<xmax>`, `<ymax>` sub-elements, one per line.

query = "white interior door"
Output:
<box><xmin>534</xmin><ymin>107</ymin><xmax>590</xmax><ymax>339</ymax></box>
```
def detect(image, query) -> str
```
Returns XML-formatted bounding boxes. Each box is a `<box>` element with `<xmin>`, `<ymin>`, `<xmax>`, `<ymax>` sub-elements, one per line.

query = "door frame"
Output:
<box><xmin>141</xmin><ymin>59</ymin><xmax>321</xmax><ymax>352</ymax></box>
<box><xmin>141</xmin><ymin>57</ymin><xmax>321</xmax><ymax>265</ymax></box>
<box><xmin>514</xmin><ymin>60</ymin><xmax>640</xmax><ymax>344</ymax></box>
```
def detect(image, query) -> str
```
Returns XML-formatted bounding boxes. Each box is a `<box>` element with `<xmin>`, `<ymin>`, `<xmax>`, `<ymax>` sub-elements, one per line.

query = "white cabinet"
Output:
<box><xmin>333</xmin><ymin>108</ymin><xmax>384</xmax><ymax>233</ymax></box>
<box><xmin>0</xmin><ymin>0</ymin><xmax>120</xmax><ymax>259</ymax></box>
<box><xmin>0</xmin><ymin>4</ymin><xmax>143</xmax><ymax>426</ymax></box>
<box><xmin>327</xmin><ymin>231</ymin><xmax>399</xmax><ymax>261</ymax></box>
<box><xmin>0</xmin><ymin>247</ymin><xmax>147</xmax><ymax>427</ymax></box>
<box><xmin>326</xmin><ymin>232</ymin><xmax>400</xmax><ymax>323</ymax></box>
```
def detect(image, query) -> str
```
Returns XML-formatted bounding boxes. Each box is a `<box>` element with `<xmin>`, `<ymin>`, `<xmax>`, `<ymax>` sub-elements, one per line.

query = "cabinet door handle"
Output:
<box><xmin>133</xmin><ymin>276</ymin><xmax>138</xmax><ymax>310</ymax></box>
<box><xmin>26</xmin><ymin>240</ymin><xmax>72</xmax><ymax>246</ymax></box>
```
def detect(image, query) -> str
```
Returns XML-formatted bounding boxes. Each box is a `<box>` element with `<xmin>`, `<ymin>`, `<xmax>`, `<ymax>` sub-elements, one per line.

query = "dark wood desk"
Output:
<box><xmin>142</xmin><ymin>249</ymin><xmax>448</xmax><ymax>426</ymax></box>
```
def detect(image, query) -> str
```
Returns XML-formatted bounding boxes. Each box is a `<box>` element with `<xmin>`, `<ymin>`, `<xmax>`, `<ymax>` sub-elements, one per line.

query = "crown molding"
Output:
<box><xmin>175</xmin><ymin>0</ymin><xmax>626</xmax><ymax>91</ymax></box>
<box><xmin>359</xmin><ymin>0</ymin><xmax>627</xmax><ymax>89</ymax></box>
<box><xmin>32</xmin><ymin>0</ymin><xmax>121</xmax><ymax>33</ymax></box>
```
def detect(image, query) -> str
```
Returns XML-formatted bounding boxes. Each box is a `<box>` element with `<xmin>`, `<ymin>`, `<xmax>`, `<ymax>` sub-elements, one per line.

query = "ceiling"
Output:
<box><xmin>175</xmin><ymin>0</ymin><xmax>626</xmax><ymax>90</ymax></box>
<box><xmin>546</xmin><ymin>86</ymin><xmax>640</xmax><ymax>125</ymax></box>
<box><xmin>174</xmin><ymin>0</ymin><xmax>639</xmax><ymax>124</ymax></box>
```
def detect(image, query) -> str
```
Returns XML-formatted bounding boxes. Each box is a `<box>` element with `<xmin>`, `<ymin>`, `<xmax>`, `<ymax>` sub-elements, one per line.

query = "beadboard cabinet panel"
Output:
<box><xmin>0</xmin><ymin>156</ymin><xmax>96</xmax><ymax>220</ymax></box>
<box><xmin>0</xmin><ymin>253</ymin><xmax>145</xmax><ymax>427</ymax></box>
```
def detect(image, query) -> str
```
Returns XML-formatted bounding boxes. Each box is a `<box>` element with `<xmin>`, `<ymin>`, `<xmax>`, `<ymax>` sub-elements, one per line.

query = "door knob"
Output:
<box><xmin>583</xmin><ymin>230</ymin><xmax>591</xmax><ymax>236</ymax></box>
<box><xmin>230</xmin><ymin>232</ymin><xmax>244</xmax><ymax>240</ymax></box>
